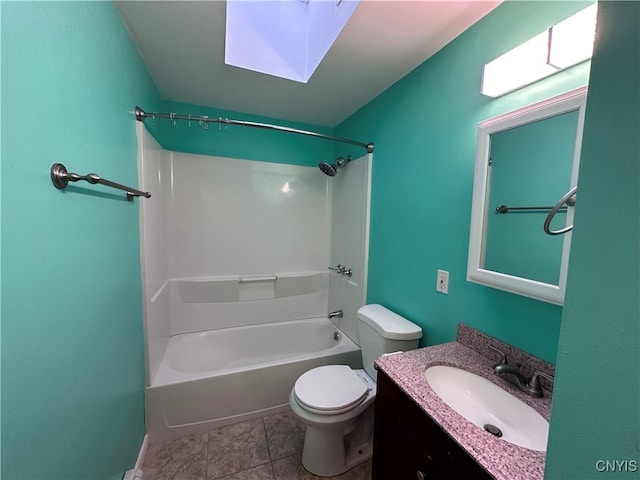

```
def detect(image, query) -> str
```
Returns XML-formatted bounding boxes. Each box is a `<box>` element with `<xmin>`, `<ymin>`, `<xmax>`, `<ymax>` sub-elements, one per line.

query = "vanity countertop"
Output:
<box><xmin>375</xmin><ymin>341</ymin><xmax>552</xmax><ymax>480</ymax></box>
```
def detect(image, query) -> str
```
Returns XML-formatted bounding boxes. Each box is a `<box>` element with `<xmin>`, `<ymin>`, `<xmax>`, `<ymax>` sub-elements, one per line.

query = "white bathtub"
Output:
<box><xmin>145</xmin><ymin>318</ymin><xmax>362</xmax><ymax>442</ymax></box>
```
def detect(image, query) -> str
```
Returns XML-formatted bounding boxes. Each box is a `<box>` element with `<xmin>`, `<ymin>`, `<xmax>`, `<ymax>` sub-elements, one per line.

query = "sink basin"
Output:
<box><xmin>425</xmin><ymin>365</ymin><xmax>549</xmax><ymax>452</ymax></box>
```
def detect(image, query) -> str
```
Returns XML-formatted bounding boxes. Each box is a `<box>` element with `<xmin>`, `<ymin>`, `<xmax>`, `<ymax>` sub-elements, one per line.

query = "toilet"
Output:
<box><xmin>289</xmin><ymin>304</ymin><xmax>422</xmax><ymax>477</ymax></box>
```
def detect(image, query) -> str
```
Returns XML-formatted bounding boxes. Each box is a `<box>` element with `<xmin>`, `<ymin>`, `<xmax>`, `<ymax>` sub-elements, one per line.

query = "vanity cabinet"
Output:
<box><xmin>372</xmin><ymin>370</ymin><xmax>492</xmax><ymax>480</ymax></box>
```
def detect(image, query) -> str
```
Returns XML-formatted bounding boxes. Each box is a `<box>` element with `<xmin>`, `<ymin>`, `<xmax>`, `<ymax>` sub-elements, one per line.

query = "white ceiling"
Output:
<box><xmin>116</xmin><ymin>0</ymin><xmax>501</xmax><ymax>127</ymax></box>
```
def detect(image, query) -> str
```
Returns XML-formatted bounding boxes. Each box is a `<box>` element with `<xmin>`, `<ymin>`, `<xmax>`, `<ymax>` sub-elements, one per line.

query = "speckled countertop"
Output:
<box><xmin>375</xmin><ymin>326</ymin><xmax>555</xmax><ymax>480</ymax></box>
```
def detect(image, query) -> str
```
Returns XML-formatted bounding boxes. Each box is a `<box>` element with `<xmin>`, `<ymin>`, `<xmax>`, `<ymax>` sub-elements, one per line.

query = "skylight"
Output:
<box><xmin>225</xmin><ymin>0</ymin><xmax>360</xmax><ymax>83</ymax></box>
<box><xmin>481</xmin><ymin>4</ymin><xmax>597</xmax><ymax>98</ymax></box>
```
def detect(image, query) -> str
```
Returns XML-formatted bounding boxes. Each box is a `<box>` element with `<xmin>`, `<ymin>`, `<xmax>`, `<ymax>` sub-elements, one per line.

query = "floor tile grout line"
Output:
<box><xmin>209</xmin><ymin>460</ymin><xmax>275</xmax><ymax>480</ymax></box>
<box><xmin>148</xmin><ymin>412</ymin><xmax>315</xmax><ymax>480</ymax></box>
<box><xmin>262</xmin><ymin>416</ymin><xmax>275</xmax><ymax>462</ymax></box>
<box><xmin>205</xmin><ymin>429</ymin><xmax>211</xmax><ymax>479</ymax></box>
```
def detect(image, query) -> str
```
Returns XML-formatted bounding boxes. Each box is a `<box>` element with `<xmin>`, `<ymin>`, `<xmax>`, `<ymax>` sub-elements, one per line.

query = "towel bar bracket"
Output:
<box><xmin>51</xmin><ymin>163</ymin><xmax>72</xmax><ymax>190</ymax></box>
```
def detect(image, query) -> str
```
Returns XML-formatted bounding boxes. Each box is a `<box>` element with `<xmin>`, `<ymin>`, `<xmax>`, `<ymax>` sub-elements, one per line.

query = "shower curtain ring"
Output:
<box><xmin>188</xmin><ymin>114</ymin><xmax>192</xmax><ymax>128</ymax></box>
<box><xmin>169</xmin><ymin>113</ymin><xmax>177</xmax><ymax>128</ymax></box>
<box><xmin>200</xmin><ymin>116</ymin><xmax>209</xmax><ymax>130</ymax></box>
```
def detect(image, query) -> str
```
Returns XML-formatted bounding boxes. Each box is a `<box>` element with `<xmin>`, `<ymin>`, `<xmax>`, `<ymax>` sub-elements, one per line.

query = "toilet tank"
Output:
<box><xmin>356</xmin><ymin>304</ymin><xmax>422</xmax><ymax>379</ymax></box>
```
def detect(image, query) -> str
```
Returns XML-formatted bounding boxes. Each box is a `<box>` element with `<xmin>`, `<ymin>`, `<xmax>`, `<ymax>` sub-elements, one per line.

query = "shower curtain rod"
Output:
<box><xmin>134</xmin><ymin>106</ymin><xmax>374</xmax><ymax>153</ymax></box>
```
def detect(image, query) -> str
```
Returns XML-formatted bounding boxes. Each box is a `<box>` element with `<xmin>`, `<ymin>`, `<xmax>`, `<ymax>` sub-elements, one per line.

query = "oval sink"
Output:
<box><xmin>425</xmin><ymin>365</ymin><xmax>549</xmax><ymax>452</ymax></box>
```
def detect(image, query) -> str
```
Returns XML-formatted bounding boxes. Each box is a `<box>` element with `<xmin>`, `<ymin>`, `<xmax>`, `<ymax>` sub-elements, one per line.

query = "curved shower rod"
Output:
<box><xmin>134</xmin><ymin>106</ymin><xmax>374</xmax><ymax>153</ymax></box>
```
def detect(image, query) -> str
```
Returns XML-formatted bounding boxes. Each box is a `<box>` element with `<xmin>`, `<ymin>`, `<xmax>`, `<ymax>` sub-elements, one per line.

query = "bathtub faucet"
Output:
<box><xmin>328</xmin><ymin>310</ymin><xmax>343</xmax><ymax>319</ymax></box>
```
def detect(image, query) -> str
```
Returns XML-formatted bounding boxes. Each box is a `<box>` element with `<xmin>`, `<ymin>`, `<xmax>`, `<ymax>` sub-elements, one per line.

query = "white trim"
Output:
<box><xmin>121</xmin><ymin>435</ymin><xmax>147</xmax><ymax>480</ymax></box>
<box><xmin>135</xmin><ymin>434</ymin><xmax>149</xmax><ymax>470</ymax></box>
<box><xmin>477</xmin><ymin>86</ymin><xmax>588</xmax><ymax>131</ymax></box>
<box><xmin>362</xmin><ymin>153</ymin><xmax>373</xmax><ymax>304</ymax></box>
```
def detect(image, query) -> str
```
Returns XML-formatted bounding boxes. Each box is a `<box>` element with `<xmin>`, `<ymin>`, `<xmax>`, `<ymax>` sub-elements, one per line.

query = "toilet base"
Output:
<box><xmin>300</xmin><ymin>405</ymin><xmax>374</xmax><ymax>477</ymax></box>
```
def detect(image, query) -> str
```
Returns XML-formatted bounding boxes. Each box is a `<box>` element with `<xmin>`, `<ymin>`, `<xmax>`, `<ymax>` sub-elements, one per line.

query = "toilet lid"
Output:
<box><xmin>294</xmin><ymin>365</ymin><xmax>369</xmax><ymax>414</ymax></box>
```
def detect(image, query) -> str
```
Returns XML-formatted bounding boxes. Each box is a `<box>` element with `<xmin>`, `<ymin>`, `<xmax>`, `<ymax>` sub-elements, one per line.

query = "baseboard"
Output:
<box><xmin>122</xmin><ymin>469</ymin><xmax>143</xmax><ymax>480</ymax></box>
<box><xmin>122</xmin><ymin>434</ymin><xmax>148</xmax><ymax>480</ymax></box>
<box><xmin>135</xmin><ymin>434</ymin><xmax>149</xmax><ymax>470</ymax></box>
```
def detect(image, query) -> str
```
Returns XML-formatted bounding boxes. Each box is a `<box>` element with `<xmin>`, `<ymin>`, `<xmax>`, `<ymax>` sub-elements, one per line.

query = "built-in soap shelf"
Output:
<box><xmin>175</xmin><ymin>271</ymin><xmax>327</xmax><ymax>304</ymax></box>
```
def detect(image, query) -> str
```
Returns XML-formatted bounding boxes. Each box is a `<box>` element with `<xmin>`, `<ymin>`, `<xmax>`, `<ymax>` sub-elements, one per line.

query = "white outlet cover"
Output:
<box><xmin>437</xmin><ymin>270</ymin><xmax>449</xmax><ymax>294</ymax></box>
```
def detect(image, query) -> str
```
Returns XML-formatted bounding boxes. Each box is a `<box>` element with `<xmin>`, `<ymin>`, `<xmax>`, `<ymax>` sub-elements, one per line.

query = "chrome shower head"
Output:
<box><xmin>318</xmin><ymin>161</ymin><xmax>337</xmax><ymax>176</ymax></box>
<box><xmin>318</xmin><ymin>155</ymin><xmax>351</xmax><ymax>177</ymax></box>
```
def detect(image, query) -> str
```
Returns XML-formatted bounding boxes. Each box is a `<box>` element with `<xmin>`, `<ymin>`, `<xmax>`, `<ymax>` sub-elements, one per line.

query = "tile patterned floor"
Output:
<box><xmin>143</xmin><ymin>409</ymin><xmax>372</xmax><ymax>480</ymax></box>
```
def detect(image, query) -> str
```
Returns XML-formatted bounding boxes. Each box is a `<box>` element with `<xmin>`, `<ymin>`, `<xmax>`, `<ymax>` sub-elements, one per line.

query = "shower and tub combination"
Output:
<box><xmin>136</xmin><ymin>112</ymin><xmax>374</xmax><ymax>442</ymax></box>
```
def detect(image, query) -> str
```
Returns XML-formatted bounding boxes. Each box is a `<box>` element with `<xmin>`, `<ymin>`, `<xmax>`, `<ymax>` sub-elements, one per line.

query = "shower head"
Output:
<box><xmin>318</xmin><ymin>155</ymin><xmax>351</xmax><ymax>177</ymax></box>
<box><xmin>318</xmin><ymin>161</ymin><xmax>337</xmax><ymax>176</ymax></box>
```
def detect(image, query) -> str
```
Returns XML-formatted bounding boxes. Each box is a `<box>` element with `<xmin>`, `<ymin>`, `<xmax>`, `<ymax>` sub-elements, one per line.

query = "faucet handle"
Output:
<box><xmin>529</xmin><ymin>371</ymin><xmax>554</xmax><ymax>389</ymax></box>
<box><xmin>328</xmin><ymin>264</ymin><xmax>343</xmax><ymax>272</ymax></box>
<box><xmin>339</xmin><ymin>266</ymin><xmax>353</xmax><ymax>277</ymax></box>
<box><xmin>488</xmin><ymin>344</ymin><xmax>508</xmax><ymax>366</ymax></box>
<box><xmin>522</xmin><ymin>371</ymin><xmax>555</xmax><ymax>398</ymax></box>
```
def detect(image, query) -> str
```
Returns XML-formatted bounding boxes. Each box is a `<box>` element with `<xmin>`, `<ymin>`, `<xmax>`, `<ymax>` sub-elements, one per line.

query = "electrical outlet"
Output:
<box><xmin>436</xmin><ymin>270</ymin><xmax>449</xmax><ymax>294</ymax></box>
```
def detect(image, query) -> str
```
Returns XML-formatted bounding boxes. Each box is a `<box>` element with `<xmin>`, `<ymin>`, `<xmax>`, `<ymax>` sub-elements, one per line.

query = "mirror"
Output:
<box><xmin>467</xmin><ymin>87</ymin><xmax>587</xmax><ymax>305</ymax></box>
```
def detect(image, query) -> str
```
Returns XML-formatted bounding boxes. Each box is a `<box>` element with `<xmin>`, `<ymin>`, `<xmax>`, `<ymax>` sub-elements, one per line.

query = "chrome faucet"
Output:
<box><xmin>339</xmin><ymin>266</ymin><xmax>353</xmax><ymax>277</ymax></box>
<box><xmin>489</xmin><ymin>345</ymin><xmax>554</xmax><ymax>398</ymax></box>
<box><xmin>328</xmin><ymin>265</ymin><xmax>353</xmax><ymax>277</ymax></box>
<box><xmin>328</xmin><ymin>310</ymin><xmax>343</xmax><ymax>319</ymax></box>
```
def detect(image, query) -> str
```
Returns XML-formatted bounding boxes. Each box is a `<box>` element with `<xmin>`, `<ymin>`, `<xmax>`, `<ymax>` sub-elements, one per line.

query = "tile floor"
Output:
<box><xmin>143</xmin><ymin>409</ymin><xmax>372</xmax><ymax>480</ymax></box>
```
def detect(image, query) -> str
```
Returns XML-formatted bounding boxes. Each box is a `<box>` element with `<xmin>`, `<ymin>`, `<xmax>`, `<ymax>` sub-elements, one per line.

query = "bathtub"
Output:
<box><xmin>145</xmin><ymin>317</ymin><xmax>362</xmax><ymax>443</ymax></box>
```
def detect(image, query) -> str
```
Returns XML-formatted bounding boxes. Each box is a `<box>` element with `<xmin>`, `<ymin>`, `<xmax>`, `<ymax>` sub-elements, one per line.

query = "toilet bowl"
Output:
<box><xmin>289</xmin><ymin>304</ymin><xmax>422</xmax><ymax>477</ymax></box>
<box><xmin>289</xmin><ymin>366</ymin><xmax>376</xmax><ymax>476</ymax></box>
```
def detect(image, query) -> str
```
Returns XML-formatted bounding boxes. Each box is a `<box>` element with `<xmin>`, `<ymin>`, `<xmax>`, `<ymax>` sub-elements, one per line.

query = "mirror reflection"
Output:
<box><xmin>467</xmin><ymin>87</ymin><xmax>587</xmax><ymax>304</ymax></box>
<box><xmin>485</xmin><ymin>109</ymin><xmax>579</xmax><ymax>285</ymax></box>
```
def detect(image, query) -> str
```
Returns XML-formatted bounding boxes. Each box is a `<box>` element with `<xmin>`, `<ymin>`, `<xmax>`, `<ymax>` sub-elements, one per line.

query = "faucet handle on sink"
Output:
<box><xmin>519</xmin><ymin>371</ymin><xmax>555</xmax><ymax>398</ymax></box>
<box><xmin>529</xmin><ymin>371</ymin><xmax>554</xmax><ymax>389</ymax></box>
<box><xmin>488</xmin><ymin>344</ymin><xmax>508</xmax><ymax>366</ymax></box>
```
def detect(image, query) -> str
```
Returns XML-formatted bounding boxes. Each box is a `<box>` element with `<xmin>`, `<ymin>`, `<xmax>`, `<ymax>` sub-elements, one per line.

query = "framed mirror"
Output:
<box><xmin>467</xmin><ymin>87</ymin><xmax>587</xmax><ymax>305</ymax></box>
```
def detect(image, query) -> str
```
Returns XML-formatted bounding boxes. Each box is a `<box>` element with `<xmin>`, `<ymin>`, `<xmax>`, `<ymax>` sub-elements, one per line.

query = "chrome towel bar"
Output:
<box><xmin>50</xmin><ymin>163</ymin><xmax>151</xmax><ymax>201</ymax></box>
<box><xmin>496</xmin><ymin>205</ymin><xmax>568</xmax><ymax>213</ymax></box>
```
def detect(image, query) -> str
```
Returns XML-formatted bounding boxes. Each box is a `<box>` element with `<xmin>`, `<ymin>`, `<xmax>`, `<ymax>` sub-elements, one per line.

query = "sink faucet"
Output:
<box><xmin>488</xmin><ymin>345</ymin><xmax>554</xmax><ymax>398</ymax></box>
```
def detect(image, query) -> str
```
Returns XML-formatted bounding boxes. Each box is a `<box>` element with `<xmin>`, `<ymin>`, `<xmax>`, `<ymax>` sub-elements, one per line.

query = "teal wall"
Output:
<box><xmin>545</xmin><ymin>2</ymin><xmax>640</xmax><ymax>478</ymax></box>
<box><xmin>336</xmin><ymin>1</ymin><xmax>593</xmax><ymax>362</ymax></box>
<box><xmin>155</xmin><ymin>99</ymin><xmax>335</xmax><ymax>167</ymax></box>
<box><xmin>1</xmin><ymin>2</ymin><xmax>161</xmax><ymax>479</ymax></box>
<box><xmin>2</xmin><ymin>1</ymin><xmax>635</xmax><ymax>478</ymax></box>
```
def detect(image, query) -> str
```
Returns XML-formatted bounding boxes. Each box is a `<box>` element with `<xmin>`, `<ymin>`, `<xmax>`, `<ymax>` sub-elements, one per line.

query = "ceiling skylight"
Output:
<box><xmin>481</xmin><ymin>4</ymin><xmax>597</xmax><ymax>98</ymax></box>
<box><xmin>225</xmin><ymin>0</ymin><xmax>360</xmax><ymax>83</ymax></box>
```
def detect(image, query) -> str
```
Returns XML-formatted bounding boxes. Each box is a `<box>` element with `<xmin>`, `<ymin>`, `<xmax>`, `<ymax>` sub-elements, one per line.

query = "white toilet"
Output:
<box><xmin>289</xmin><ymin>304</ymin><xmax>422</xmax><ymax>477</ymax></box>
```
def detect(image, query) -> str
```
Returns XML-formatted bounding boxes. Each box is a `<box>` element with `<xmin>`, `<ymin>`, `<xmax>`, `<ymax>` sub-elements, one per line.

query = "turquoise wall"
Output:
<box><xmin>1</xmin><ymin>2</ymin><xmax>161</xmax><ymax>479</ymax></box>
<box><xmin>545</xmin><ymin>2</ymin><xmax>639</xmax><ymax>478</ymax></box>
<box><xmin>336</xmin><ymin>1</ymin><xmax>593</xmax><ymax>362</ymax></box>
<box><xmin>3</xmin><ymin>1</ymin><xmax>634</xmax><ymax>478</ymax></box>
<box><xmin>154</xmin><ymin>99</ymin><xmax>335</xmax><ymax>167</ymax></box>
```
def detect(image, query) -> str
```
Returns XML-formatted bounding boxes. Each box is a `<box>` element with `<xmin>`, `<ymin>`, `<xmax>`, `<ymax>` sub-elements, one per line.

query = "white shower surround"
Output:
<box><xmin>137</xmin><ymin>125</ymin><xmax>371</xmax><ymax>442</ymax></box>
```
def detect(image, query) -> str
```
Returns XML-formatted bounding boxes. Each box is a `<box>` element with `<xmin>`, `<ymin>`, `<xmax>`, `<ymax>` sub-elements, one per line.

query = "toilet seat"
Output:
<box><xmin>293</xmin><ymin>365</ymin><xmax>370</xmax><ymax>415</ymax></box>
